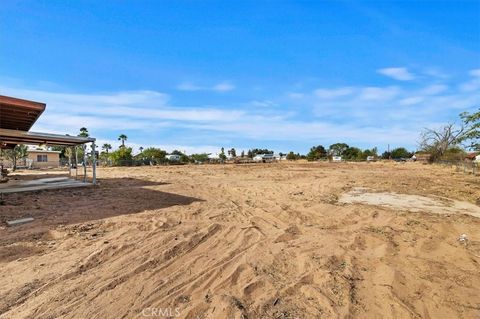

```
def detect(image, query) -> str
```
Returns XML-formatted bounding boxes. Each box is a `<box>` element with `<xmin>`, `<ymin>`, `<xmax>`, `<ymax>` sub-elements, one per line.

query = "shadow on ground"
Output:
<box><xmin>0</xmin><ymin>175</ymin><xmax>203</xmax><ymax>247</ymax></box>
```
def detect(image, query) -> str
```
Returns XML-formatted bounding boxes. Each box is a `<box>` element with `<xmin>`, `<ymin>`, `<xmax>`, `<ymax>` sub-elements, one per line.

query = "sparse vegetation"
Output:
<box><xmin>2</xmin><ymin>144</ymin><xmax>28</xmax><ymax>171</ymax></box>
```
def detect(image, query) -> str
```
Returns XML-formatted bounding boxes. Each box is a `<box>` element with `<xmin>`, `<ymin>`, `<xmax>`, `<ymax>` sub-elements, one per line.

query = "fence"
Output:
<box><xmin>97</xmin><ymin>158</ymin><xmax>181</xmax><ymax>167</ymax></box>
<box><xmin>437</xmin><ymin>160</ymin><xmax>479</xmax><ymax>176</ymax></box>
<box><xmin>2</xmin><ymin>158</ymin><xmax>62</xmax><ymax>170</ymax></box>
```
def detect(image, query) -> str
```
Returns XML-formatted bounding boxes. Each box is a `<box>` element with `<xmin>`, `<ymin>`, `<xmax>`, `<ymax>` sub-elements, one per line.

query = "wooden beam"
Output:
<box><xmin>0</xmin><ymin>95</ymin><xmax>46</xmax><ymax>130</ymax></box>
<box><xmin>0</xmin><ymin>95</ymin><xmax>46</xmax><ymax>111</ymax></box>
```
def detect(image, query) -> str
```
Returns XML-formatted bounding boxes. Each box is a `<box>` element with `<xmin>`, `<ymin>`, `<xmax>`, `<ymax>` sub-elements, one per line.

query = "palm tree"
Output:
<box><xmin>102</xmin><ymin>143</ymin><xmax>112</xmax><ymax>154</ymax></box>
<box><xmin>118</xmin><ymin>134</ymin><xmax>128</xmax><ymax>148</ymax></box>
<box><xmin>79</xmin><ymin>127</ymin><xmax>89</xmax><ymax>137</ymax></box>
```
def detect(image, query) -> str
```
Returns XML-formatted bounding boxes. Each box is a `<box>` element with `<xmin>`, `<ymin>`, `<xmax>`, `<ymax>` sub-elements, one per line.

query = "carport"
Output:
<box><xmin>0</xmin><ymin>95</ymin><xmax>97</xmax><ymax>193</ymax></box>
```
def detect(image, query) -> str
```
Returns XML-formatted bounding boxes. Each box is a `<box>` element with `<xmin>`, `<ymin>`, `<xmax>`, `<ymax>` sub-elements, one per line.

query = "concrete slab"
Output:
<box><xmin>6</xmin><ymin>217</ymin><xmax>34</xmax><ymax>226</ymax></box>
<box><xmin>0</xmin><ymin>177</ymin><xmax>91</xmax><ymax>194</ymax></box>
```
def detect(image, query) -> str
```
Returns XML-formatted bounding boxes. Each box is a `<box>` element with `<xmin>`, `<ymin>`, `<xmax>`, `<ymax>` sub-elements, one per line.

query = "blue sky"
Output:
<box><xmin>1</xmin><ymin>0</ymin><xmax>479</xmax><ymax>154</ymax></box>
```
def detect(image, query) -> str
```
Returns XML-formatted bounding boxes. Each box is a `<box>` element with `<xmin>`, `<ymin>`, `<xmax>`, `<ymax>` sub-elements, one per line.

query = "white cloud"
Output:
<box><xmin>176</xmin><ymin>81</ymin><xmax>235</xmax><ymax>92</ymax></box>
<box><xmin>419</xmin><ymin>84</ymin><xmax>448</xmax><ymax>95</ymax></box>
<box><xmin>378</xmin><ymin>67</ymin><xmax>415</xmax><ymax>81</ymax></box>
<box><xmin>422</xmin><ymin>67</ymin><xmax>449</xmax><ymax>79</ymax></box>
<box><xmin>460</xmin><ymin>69</ymin><xmax>480</xmax><ymax>92</ymax></box>
<box><xmin>469</xmin><ymin>69</ymin><xmax>480</xmax><ymax>77</ymax></box>
<box><xmin>249</xmin><ymin>100</ymin><xmax>277</xmax><ymax>107</ymax></box>
<box><xmin>399</xmin><ymin>96</ymin><xmax>424</xmax><ymax>106</ymax></box>
<box><xmin>314</xmin><ymin>87</ymin><xmax>354</xmax><ymax>99</ymax></box>
<box><xmin>212</xmin><ymin>82</ymin><xmax>235</xmax><ymax>92</ymax></box>
<box><xmin>287</xmin><ymin>92</ymin><xmax>305</xmax><ymax>99</ymax></box>
<box><xmin>176</xmin><ymin>82</ymin><xmax>203</xmax><ymax>91</ymax></box>
<box><xmin>359</xmin><ymin>86</ymin><xmax>400</xmax><ymax>100</ymax></box>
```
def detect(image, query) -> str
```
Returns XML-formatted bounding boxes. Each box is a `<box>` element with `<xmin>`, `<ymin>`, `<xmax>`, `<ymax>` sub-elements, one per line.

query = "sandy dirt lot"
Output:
<box><xmin>1</xmin><ymin>162</ymin><xmax>479</xmax><ymax>318</ymax></box>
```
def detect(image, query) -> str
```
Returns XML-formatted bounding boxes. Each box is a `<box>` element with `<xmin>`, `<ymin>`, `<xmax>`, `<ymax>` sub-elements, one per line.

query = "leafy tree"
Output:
<box><xmin>361</xmin><ymin>147</ymin><xmax>378</xmax><ymax>160</ymax></box>
<box><xmin>329</xmin><ymin>143</ymin><xmax>349</xmax><ymax>156</ymax></box>
<box><xmin>64</xmin><ymin>147</ymin><xmax>74</xmax><ymax>165</ymax></box>
<box><xmin>78</xmin><ymin>127</ymin><xmax>89</xmax><ymax>137</ymax></box>
<box><xmin>50</xmin><ymin>145</ymin><xmax>68</xmax><ymax>159</ymax></box>
<box><xmin>306</xmin><ymin>145</ymin><xmax>327</xmax><ymax>161</ymax></box>
<box><xmin>441</xmin><ymin>146</ymin><xmax>466</xmax><ymax>161</ymax></box>
<box><xmin>170</xmin><ymin>150</ymin><xmax>189</xmax><ymax>162</ymax></box>
<box><xmin>102</xmin><ymin>143</ymin><xmax>112</xmax><ymax>154</ymax></box>
<box><xmin>286</xmin><ymin>151</ymin><xmax>297</xmax><ymax>160</ymax></box>
<box><xmin>140</xmin><ymin>147</ymin><xmax>167</xmax><ymax>160</ymax></box>
<box><xmin>118</xmin><ymin>134</ymin><xmax>128</xmax><ymax>148</ymax></box>
<box><xmin>247</xmin><ymin>150</ymin><xmax>253</xmax><ymax>158</ymax></box>
<box><xmin>219</xmin><ymin>147</ymin><xmax>227</xmax><ymax>161</ymax></box>
<box><xmin>343</xmin><ymin>147</ymin><xmax>362</xmax><ymax>160</ymax></box>
<box><xmin>241</xmin><ymin>150</ymin><xmax>245</xmax><ymax>158</ymax></box>
<box><xmin>109</xmin><ymin>147</ymin><xmax>133</xmax><ymax>165</ymax></box>
<box><xmin>230</xmin><ymin>148</ymin><xmax>237</xmax><ymax>157</ymax></box>
<box><xmin>390</xmin><ymin>147</ymin><xmax>412</xmax><ymax>159</ymax></box>
<box><xmin>459</xmin><ymin>108</ymin><xmax>480</xmax><ymax>150</ymax></box>
<box><xmin>4</xmin><ymin>144</ymin><xmax>28</xmax><ymax>171</ymax></box>
<box><xmin>190</xmin><ymin>153</ymin><xmax>209</xmax><ymax>162</ymax></box>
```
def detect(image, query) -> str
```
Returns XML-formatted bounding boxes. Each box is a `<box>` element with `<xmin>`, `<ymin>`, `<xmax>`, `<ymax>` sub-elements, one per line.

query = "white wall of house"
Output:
<box><xmin>0</xmin><ymin>148</ymin><xmax>60</xmax><ymax>169</ymax></box>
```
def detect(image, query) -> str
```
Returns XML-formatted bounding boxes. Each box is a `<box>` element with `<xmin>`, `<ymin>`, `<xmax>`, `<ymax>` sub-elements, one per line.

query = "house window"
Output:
<box><xmin>37</xmin><ymin>154</ymin><xmax>48</xmax><ymax>162</ymax></box>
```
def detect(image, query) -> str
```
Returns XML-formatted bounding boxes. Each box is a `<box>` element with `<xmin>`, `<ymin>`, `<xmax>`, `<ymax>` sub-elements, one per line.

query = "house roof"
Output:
<box><xmin>465</xmin><ymin>152</ymin><xmax>479</xmax><ymax>159</ymax></box>
<box><xmin>28</xmin><ymin>149</ymin><xmax>62</xmax><ymax>154</ymax></box>
<box><xmin>0</xmin><ymin>95</ymin><xmax>46</xmax><ymax>131</ymax></box>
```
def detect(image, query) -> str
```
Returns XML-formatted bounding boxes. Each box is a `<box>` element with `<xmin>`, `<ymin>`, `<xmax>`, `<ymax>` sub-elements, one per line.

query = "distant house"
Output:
<box><xmin>27</xmin><ymin>149</ymin><xmax>61</xmax><ymax>168</ymax></box>
<box><xmin>415</xmin><ymin>153</ymin><xmax>432</xmax><ymax>163</ymax></box>
<box><xmin>465</xmin><ymin>153</ymin><xmax>479</xmax><ymax>162</ymax></box>
<box><xmin>1</xmin><ymin>147</ymin><xmax>60</xmax><ymax>169</ymax></box>
<box><xmin>207</xmin><ymin>153</ymin><xmax>220</xmax><ymax>160</ymax></box>
<box><xmin>165</xmin><ymin>154</ymin><xmax>181</xmax><ymax>162</ymax></box>
<box><xmin>331</xmin><ymin>156</ymin><xmax>342</xmax><ymax>162</ymax></box>
<box><xmin>253</xmin><ymin>153</ymin><xmax>275</xmax><ymax>162</ymax></box>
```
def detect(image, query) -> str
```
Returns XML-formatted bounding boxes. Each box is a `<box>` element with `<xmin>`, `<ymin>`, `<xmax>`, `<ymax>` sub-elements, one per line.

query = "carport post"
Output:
<box><xmin>68</xmin><ymin>146</ymin><xmax>72</xmax><ymax>177</ymax></box>
<box><xmin>92</xmin><ymin>141</ymin><xmax>97</xmax><ymax>185</ymax></box>
<box><xmin>75</xmin><ymin>146</ymin><xmax>79</xmax><ymax>180</ymax></box>
<box><xmin>83</xmin><ymin>144</ymin><xmax>87</xmax><ymax>183</ymax></box>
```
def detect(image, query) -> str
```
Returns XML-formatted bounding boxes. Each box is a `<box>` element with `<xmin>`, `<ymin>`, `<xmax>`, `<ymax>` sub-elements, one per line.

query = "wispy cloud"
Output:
<box><xmin>176</xmin><ymin>81</ymin><xmax>235</xmax><ymax>92</ymax></box>
<box><xmin>314</xmin><ymin>87</ymin><xmax>354</xmax><ymax>99</ymax></box>
<box><xmin>460</xmin><ymin>68</ymin><xmax>480</xmax><ymax>92</ymax></box>
<box><xmin>249</xmin><ymin>100</ymin><xmax>277</xmax><ymax>107</ymax></box>
<box><xmin>419</xmin><ymin>84</ymin><xmax>448</xmax><ymax>95</ymax></box>
<box><xmin>212</xmin><ymin>82</ymin><xmax>235</xmax><ymax>92</ymax></box>
<box><xmin>1</xmin><ymin>68</ymin><xmax>478</xmax><ymax>153</ymax></box>
<box><xmin>176</xmin><ymin>82</ymin><xmax>203</xmax><ymax>91</ymax></box>
<box><xmin>377</xmin><ymin>67</ymin><xmax>415</xmax><ymax>81</ymax></box>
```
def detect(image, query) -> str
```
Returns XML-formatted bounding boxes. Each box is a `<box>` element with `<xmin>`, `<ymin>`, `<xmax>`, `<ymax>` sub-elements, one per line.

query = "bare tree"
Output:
<box><xmin>419</xmin><ymin>124</ymin><xmax>465</xmax><ymax>161</ymax></box>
